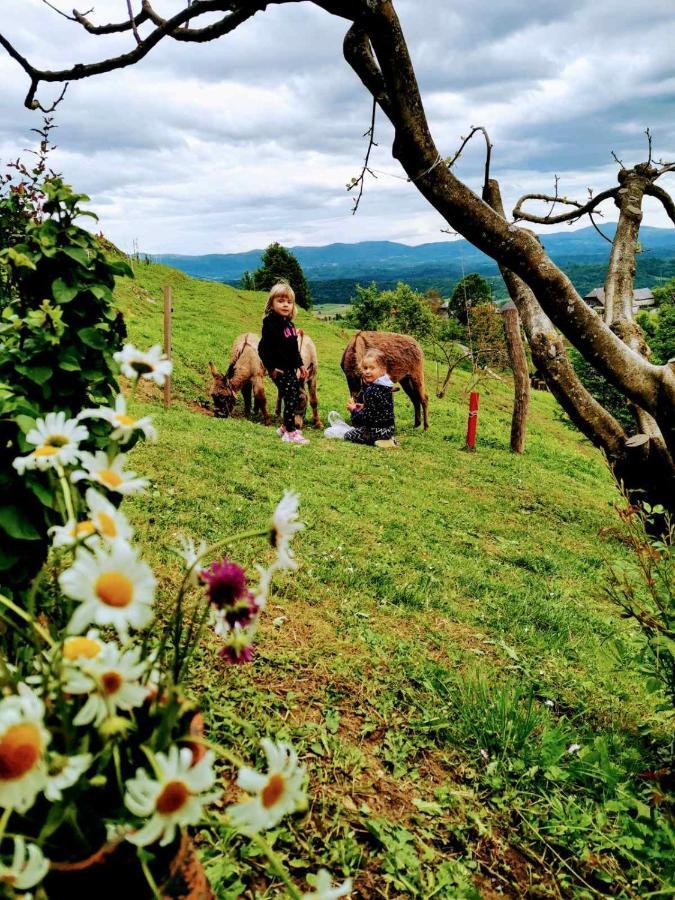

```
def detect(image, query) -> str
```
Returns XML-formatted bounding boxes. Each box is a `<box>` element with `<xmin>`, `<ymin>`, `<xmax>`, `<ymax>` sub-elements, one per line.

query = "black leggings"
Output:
<box><xmin>275</xmin><ymin>370</ymin><xmax>301</xmax><ymax>431</ymax></box>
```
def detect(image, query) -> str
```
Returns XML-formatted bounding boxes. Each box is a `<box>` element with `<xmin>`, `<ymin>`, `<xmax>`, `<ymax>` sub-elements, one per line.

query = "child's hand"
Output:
<box><xmin>298</xmin><ymin>366</ymin><xmax>309</xmax><ymax>381</ymax></box>
<box><xmin>270</xmin><ymin>368</ymin><xmax>283</xmax><ymax>380</ymax></box>
<box><xmin>347</xmin><ymin>398</ymin><xmax>363</xmax><ymax>412</ymax></box>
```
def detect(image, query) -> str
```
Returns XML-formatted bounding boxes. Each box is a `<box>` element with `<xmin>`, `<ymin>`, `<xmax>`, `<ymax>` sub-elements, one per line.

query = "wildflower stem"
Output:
<box><xmin>139</xmin><ymin>852</ymin><xmax>161</xmax><ymax>899</ymax></box>
<box><xmin>56</xmin><ymin>463</ymin><xmax>76</xmax><ymax>523</ymax></box>
<box><xmin>0</xmin><ymin>594</ymin><xmax>54</xmax><ymax>646</ymax></box>
<box><xmin>251</xmin><ymin>833</ymin><xmax>303</xmax><ymax>899</ymax></box>
<box><xmin>0</xmin><ymin>807</ymin><xmax>12</xmax><ymax>846</ymax></box>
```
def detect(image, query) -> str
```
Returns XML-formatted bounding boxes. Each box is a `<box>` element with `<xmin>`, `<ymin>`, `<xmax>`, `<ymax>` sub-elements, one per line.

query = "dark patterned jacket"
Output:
<box><xmin>258</xmin><ymin>313</ymin><xmax>303</xmax><ymax>373</ymax></box>
<box><xmin>351</xmin><ymin>375</ymin><xmax>395</xmax><ymax>431</ymax></box>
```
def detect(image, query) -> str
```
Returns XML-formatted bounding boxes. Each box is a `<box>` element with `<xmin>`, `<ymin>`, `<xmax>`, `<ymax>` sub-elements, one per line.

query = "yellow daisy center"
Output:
<box><xmin>156</xmin><ymin>780</ymin><xmax>189</xmax><ymax>815</ymax></box>
<box><xmin>45</xmin><ymin>434</ymin><xmax>70</xmax><ymax>447</ymax></box>
<box><xmin>262</xmin><ymin>773</ymin><xmax>285</xmax><ymax>809</ymax></box>
<box><xmin>115</xmin><ymin>414</ymin><xmax>135</xmax><ymax>426</ymax></box>
<box><xmin>33</xmin><ymin>445</ymin><xmax>59</xmax><ymax>458</ymax></box>
<box><xmin>63</xmin><ymin>636</ymin><xmax>101</xmax><ymax>661</ymax></box>
<box><xmin>74</xmin><ymin>521</ymin><xmax>96</xmax><ymax>537</ymax></box>
<box><xmin>101</xmin><ymin>671</ymin><xmax>123</xmax><ymax>695</ymax></box>
<box><xmin>98</xmin><ymin>469</ymin><xmax>123</xmax><ymax>489</ymax></box>
<box><xmin>95</xmin><ymin>571</ymin><xmax>133</xmax><ymax>608</ymax></box>
<box><xmin>0</xmin><ymin>723</ymin><xmax>42</xmax><ymax>781</ymax></box>
<box><xmin>96</xmin><ymin>512</ymin><xmax>118</xmax><ymax>538</ymax></box>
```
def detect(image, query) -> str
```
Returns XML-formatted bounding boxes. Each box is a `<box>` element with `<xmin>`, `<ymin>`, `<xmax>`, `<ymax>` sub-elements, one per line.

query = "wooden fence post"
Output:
<box><xmin>163</xmin><ymin>285</ymin><xmax>172</xmax><ymax>409</ymax></box>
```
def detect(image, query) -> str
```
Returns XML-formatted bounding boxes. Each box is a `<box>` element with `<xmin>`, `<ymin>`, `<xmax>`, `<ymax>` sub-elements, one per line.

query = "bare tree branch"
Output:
<box><xmin>645</xmin><ymin>127</ymin><xmax>653</xmax><ymax>166</ymax></box>
<box><xmin>645</xmin><ymin>182</ymin><xmax>675</xmax><ymax>227</ymax></box>
<box><xmin>72</xmin><ymin>2</ymin><xmax>151</xmax><ymax>35</ymax></box>
<box><xmin>588</xmin><ymin>211</ymin><xmax>613</xmax><ymax>245</ymax></box>
<box><xmin>611</xmin><ymin>149</ymin><xmax>625</xmax><ymax>168</ymax></box>
<box><xmin>513</xmin><ymin>186</ymin><xmax>618</xmax><ymax>224</ymax></box>
<box><xmin>41</xmin><ymin>0</ymin><xmax>83</xmax><ymax>21</ymax></box>
<box><xmin>347</xmin><ymin>97</ymin><xmax>378</xmax><ymax>214</ymax></box>
<box><xmin>445</xmin><ymin>125</ymin><xmax>493</xmax><ymax>198</ymax></box>
<box><xmin>126</xmin><ymin>0</ymin><xmax>142</xmax><ymax>44</ymax></box>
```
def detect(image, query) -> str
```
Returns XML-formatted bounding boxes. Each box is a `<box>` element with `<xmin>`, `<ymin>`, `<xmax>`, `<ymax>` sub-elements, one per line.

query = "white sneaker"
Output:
<box><xmin>276</xmin><ymin>425</ymin><xmax>287</xmax><ymax>437</ymax></box>
<box><xmin>281</xmin><ymin>430</ymin><xmax>310</xmax><ymax>445</ymax></box>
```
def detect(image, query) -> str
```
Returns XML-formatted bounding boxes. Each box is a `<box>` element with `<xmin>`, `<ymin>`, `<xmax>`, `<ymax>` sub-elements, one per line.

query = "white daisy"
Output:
<box><xmin>114</xmin><ymin>343</ymin><xmax>173</xmax><ymax>386</ymax></box>
<box><xmin>62</xmin><ymin>630</ymin><xmax>104</xmax><ymax>662</ymax></box>
<box><xmin>270</xmin><ymin>491</ymin><xmax>304</xmax><ymax>571</ymax></box>
<box><xmin>49</xmin><ymin>518</ymin><xmax>99</xmax><ymax>549</ymax></box>
<box><xmin>0</xmin><ymin>684</ymin><xmax>50</xmax><ymax>813</ymax></box>
<box><xmin>62</xmin><ymin>642</ymin><xmax>149</xmax><ymax>727</ymax></box>
<box><xmin>13</xmin><ymin>411</ymin><xmax>88</xmax><ymax>475</ymax></box>
<box><xmin>60</xmin><ymin>542</ymin><xmax>156</xmax><ymax>641</ymax></box>
<box><xmin>78</xmin><ymin>394</ymin><xmax>157</xmax><ymax>444</ymax></box>
<box><xmin>252</xmin><ymin>563</ymin><xmax>274</xmax><ymax>612</ymax></box>
<box><xmin>302</xmin><ymin>870</ymin><xmax>353</xmax><ymax>900</ymax></box>
<box><xmin>0</xmin><ymin>837</ymin><xmax>49</xmax><ymax>890</ymax></box>
<box><xmin>49</xmin><ymin>491</ymin><xmax>133</xmax><ymax>548</ymax></box>
<box><xmin>86</xmin><ymin>489</ymin><xmax>134</xmax><ymax>542</ymax></box>
<box><xmin>45</xmin><ymin>752</ymin><xmax>93</xmax><ymax>801</ymax></box>
<box><xmin>175</xmin><ymin>534</ymin><xmax>207</xmax><ymax>587</ymax></box>
<box><xmin>226</xmin><ymin>738</ymin><xmax>306</xmax><ymax>834</ymax></box>
<box><xmin>125</xmin><ymin>746</ymin><xmax>220</xmax><ymax>847</ymax></box>
<box><xmin>71</xmin><ymin>451</ymin><xmax>148</xmax><ymax>495</ymax></box>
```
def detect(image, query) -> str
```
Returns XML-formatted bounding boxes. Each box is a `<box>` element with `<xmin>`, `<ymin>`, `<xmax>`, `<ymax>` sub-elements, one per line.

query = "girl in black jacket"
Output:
<box><xmin>258</xmin><ymin>283</ymin><xmax>309</xmax><ymax>444</ymax></box>
<box><xmin>345</xmin><ymin>349</ymin><xmax>396</xmax><ymax>446</ymax></box>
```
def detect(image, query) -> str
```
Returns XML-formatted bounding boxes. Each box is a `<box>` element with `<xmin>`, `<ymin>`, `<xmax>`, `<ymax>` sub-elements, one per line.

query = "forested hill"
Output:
<box><xmin>151</xmin><ymin>224</ymin><xmax>675</xmax><ymax>303</ymax></box>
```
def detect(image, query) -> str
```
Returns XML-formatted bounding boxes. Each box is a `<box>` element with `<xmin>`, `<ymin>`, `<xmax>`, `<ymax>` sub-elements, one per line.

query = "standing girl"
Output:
<box><xmin>258</xmin><ymin>282</ymin><xmax>310</xmax><ymax>444</ymax></box>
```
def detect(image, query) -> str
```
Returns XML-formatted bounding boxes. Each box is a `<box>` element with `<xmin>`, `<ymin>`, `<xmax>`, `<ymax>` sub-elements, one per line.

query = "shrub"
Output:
<box><xmin>253</xmin><ymin>242</ymin><xmax>312</xmax><ymax>309</ymax></box>
<box><xmin>0</xmin><ymin>166</ymin><xmax>129</xmax><ymax>594</ymax></box>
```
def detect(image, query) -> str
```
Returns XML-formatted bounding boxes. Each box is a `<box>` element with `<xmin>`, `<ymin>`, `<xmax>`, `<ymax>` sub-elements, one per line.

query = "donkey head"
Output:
<box><xmin>208</xmin><ymin>361</ymin><xmax>237</xmax><ymax>418</ymax></box>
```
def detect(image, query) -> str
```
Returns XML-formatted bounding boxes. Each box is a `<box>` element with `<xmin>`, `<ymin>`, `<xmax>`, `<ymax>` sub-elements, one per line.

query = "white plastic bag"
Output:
<box><xmin>324</xmin><ymin>411</ymin><xmax>351</xmax><ymax>440</ymax></box>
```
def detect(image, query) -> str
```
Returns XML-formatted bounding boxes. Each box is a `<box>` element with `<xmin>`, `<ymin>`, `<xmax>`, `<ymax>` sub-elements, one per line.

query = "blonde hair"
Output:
<box><xmin>264</xmin><ymin>281</ymin><xmax>297</xmax><ymax>317</ymax></box>
<box><xmin>361</xmin><ymin>348</ymin><xmax>387</xmax><ymax>371</ymax></box>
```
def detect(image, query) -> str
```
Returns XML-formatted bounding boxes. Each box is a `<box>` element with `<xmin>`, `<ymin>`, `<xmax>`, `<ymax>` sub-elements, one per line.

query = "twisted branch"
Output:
<box><xmin>347</xmin><ymin>97</ymin><xmax>378</xmax><ymax>214</ymax></box>
<box><xmin>645</xmin><ymin>182</ymin><xmax>675</xmax><ymax>228</ymax></box>
<box><xmin>513</xmin><ymin>186</ymin><xmax>618</xmax><ymax>225</ymax></box>
<box><xmin>446</xmin><ymin>125</ymin><xmax>493</xmax><ymax>198</ymax></box>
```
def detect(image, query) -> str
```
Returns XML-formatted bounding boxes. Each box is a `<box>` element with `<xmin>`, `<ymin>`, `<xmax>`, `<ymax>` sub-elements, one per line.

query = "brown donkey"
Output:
<box><xmin>341</xmin><ymin>331</ymin><xmax>429</xmax><ymax>429</ymax></box>
<box><xmin>209</xmin><ymin>332</ymin><xmax>270</xmax><ymax>424</ymax></box>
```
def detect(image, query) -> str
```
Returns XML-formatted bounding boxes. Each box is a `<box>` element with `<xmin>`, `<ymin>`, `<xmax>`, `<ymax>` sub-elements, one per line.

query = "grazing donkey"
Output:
<box><xmin>274</xmin><ymin>331</ymin><xmax>321</xmax><ymax>429</ymax></box>
<box><xmin>341</xmin><ymin>331</ymin><xmax>429</xmax><ymax>429</ymax></box>
<box><xmin>208</xmin><ymin>332</ymin><xmax>270</xmax><ymax>424</ymax></box>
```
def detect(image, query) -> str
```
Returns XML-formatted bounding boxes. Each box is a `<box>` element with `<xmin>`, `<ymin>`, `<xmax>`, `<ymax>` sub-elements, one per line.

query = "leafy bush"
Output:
<box><xmin>345</xmin><ymin>281</ymin><xmax>392</xmax><ymax>330</ymax></box>
<box><xmin>569</xmin><ymin>347</ymin><xmax>636</xmax><ymax>433</ymax></box>
<box><xmin>0</xmin><ymin>165</ymin><xmax>129</xmax><ymax>594</ymax></box>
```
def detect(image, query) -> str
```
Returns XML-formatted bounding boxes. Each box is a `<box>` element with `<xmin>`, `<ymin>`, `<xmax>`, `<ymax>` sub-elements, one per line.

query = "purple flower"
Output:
<box><xmin>219</xmin><ymin>643</ymin><xmax>255</xmax><ymax>665</ymax></box>
<box><xmin>202</xmin><ymin>558</ymin><xmax>247</xmax><ymax>609</ymax></box>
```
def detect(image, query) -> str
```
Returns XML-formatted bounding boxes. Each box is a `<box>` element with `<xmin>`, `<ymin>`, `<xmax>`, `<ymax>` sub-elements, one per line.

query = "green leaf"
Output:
<box><xmin>59</xmin><ymin>347</ymin><xmax>82</xmax><ymax>372</ymax></box>
<box><xmin>15</xmin><ymin>364</ymin><xmax>53</xmax><ymax>385</ymax></box>
<box><xmin>0</xmin><ymin>504</ymin><xmax>42</xmax><ymax>541</ymax></box>
<box><xmin>14</xmin><ymin>415</ymin><xmax>36</xmax><ymax>435</ymax></box>
<box><xmin>1</xmin><ymin>247</ymin><xmax>37</xmax><ymax>270</ymax></box>
<box><xmin>78</xmin><ymin>326</ymin><xmax>108</xmax><ymax>350</ymax></box>
<box><xmin>108</xmin><ymin>259</ymin><xmax>134</xmax><ymax>278</ymax></box>
<box><xmin>52</xmin><ymin>277</ymin><xmax>79</xmax><ymax>303</ymax></box>
<box><xmin>90</xmin><ymin>283</ymin><xmax>113</xmax><ymax>302</ymax></box>
<box><xmin>62</xmin><ymin>247</ymin><xmax>90</xmax><ymax>266</ymax></box>
<box><xmin>0</xmin><ymin>545</ymin><xmax>21</xmax><ymax>571</ymax></box>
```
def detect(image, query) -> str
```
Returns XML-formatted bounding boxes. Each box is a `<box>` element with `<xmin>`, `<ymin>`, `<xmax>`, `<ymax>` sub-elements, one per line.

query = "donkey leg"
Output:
<box><xmin>309</xmin><ymin>376</ymin><xmax>322</xmax><ymax>427</ymax></box>
<box><xmin>241</xmin><ymin>382</ymin><xmax>252</xmax><ymax>418</ymax></box>
<box><xmin>254</xmin><ymin>378</ymin><xmax>271</xmax><ymax>425</ymax></box>
<box><xmin>399</xmin><ymin>375</ymin><xmax>421</xmax><ymax>428</ymax></box>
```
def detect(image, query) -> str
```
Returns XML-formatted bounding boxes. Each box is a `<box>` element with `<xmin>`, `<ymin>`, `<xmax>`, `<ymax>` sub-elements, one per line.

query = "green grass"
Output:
<box><xmin>114</xmin><ymin>262</ymin><xmax>673</xmax><ymax>897</ymax></box>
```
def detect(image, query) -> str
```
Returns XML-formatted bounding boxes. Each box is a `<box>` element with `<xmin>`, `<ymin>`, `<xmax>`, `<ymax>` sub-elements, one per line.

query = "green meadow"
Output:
<box><xmin>115</xmin><ymin>262</ymin><xmax>672</xmax><ymax>898</ymax></box>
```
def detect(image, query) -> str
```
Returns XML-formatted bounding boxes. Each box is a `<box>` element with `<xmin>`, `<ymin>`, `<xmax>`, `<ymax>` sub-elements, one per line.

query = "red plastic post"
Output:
<box><xmin>465</xmin><ymin>390</ymin><xmax>479</xmax><ymax>450</ymax></box>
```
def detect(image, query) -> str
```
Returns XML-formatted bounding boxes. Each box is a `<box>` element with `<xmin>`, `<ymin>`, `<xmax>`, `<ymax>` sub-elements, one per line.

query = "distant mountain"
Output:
<box><xmin>150</xmin><ymin>225</ymin><xmax>675</xmax><ymax>303</ymax></box>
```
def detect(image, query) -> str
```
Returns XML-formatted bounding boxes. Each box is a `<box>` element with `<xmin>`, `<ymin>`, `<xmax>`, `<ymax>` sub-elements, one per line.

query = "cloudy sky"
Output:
<box><xmin>1</xmin><ymin>0</ymin><xmax>674</xmax><ymax>254</ymax></box>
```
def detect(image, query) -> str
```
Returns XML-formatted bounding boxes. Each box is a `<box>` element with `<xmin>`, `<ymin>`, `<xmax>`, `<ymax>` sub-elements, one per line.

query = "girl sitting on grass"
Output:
<box><xmin>344</xmin><ymin>348</ymin><xmax>398</xmax><ymax>448</ymax></box>
<box><xmin>258</xmin><ymin>282</ymin><xmax>309</xmax><ymax>445</ymax></box>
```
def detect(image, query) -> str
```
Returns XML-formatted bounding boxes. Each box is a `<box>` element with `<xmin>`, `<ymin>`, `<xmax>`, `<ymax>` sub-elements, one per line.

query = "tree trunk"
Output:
<box><xmin>501</xmin><ymin>301</ymin><xmax>529</xmax><ymax>453</ymax></box>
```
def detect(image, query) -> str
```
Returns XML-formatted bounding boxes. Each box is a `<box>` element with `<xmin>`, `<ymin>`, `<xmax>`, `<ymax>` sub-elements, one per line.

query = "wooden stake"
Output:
<box><xmin>465</xmin><ymin>390</ymin><xmax>479</xmax><ymax>450</ymax></box>
<box><xmin>163</xmin><ymin>285</ymin><xmax>172</xmax><ymax>409</ymax></box>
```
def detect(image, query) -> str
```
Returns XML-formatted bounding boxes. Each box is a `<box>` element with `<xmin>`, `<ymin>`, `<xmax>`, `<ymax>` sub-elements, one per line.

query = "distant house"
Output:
<box><xmin>584</xmin><ymin>287</ymin><xmax>655</xmax><ymax>314</ymax></box>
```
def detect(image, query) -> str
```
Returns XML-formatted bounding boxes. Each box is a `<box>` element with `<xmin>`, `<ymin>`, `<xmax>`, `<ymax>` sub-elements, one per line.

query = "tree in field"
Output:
<box><xmin>252</xmin><ymin>242</ymin><xmax>312</xmax><ymax>310</ymax></box>
<box><xmin>239</xmin><ymin>270</ymin><xmax>255</xmax><ymax>291</ymax></box>
<box><xmin>386</xmin><ymin>282</ymin><xmax>436</xmax><ymax>340</ymax></box>
<box><xmin>346</xmin><ymin>281</ymin><xmax>391</xmax><ymax>329</ymax></box>
<box><xmin>448</xmin><ymin>273</ymin><xmax>492</xmax><ymax>322</ymax></box>
<box><xmin>3</xmin><ymin>1</ymin><xmax>675</xmax><ymax>509</ymax></box>
<box><xmin>467</xmin><ymin>303</ymin><xmax>509</xmax><ymax>370</ymax></box>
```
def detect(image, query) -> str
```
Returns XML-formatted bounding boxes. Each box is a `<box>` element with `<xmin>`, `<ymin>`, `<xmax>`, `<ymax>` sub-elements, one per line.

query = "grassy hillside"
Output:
<box><xmin>114</xmin><ymin>262</ymin><xmax>672</xmax><ymax>898</ymax></box>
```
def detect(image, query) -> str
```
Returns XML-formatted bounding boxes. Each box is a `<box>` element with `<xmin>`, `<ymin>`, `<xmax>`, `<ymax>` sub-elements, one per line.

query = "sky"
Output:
<box><xmin>1</xmin><ymin>0</ymin><xmax>674</xmax><ymax>254</ymax></box>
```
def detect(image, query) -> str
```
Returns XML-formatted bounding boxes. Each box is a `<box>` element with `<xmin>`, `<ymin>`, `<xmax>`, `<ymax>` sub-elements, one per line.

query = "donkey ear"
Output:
<box><xmin>208</xmin><ymin>361</ymin><xmax>219</xmax><ymax>378</ymax></box>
